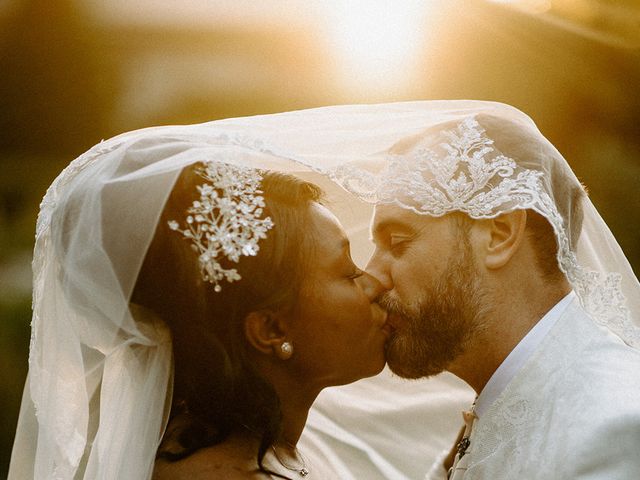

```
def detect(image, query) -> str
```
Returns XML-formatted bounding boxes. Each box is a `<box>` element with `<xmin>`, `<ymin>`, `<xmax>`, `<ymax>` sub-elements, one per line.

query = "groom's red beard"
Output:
<box><xmin>380</xmin><ymin>243</ymin><xmax>488</xmax><ymax>379</ymax></box>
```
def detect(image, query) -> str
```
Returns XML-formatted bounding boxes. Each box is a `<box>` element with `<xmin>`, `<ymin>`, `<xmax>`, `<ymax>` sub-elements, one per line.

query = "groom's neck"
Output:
<box><xmin>448</xmin><ymin>277</ymin><xmax>571</xmax><ymax>394</ymax></box>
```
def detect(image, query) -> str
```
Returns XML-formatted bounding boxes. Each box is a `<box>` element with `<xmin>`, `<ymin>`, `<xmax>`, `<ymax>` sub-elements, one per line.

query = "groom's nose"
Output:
<box><xmin>365</xmin><ymin>249</ymin><xmax>393</xmax><ymax>291</ymax></box>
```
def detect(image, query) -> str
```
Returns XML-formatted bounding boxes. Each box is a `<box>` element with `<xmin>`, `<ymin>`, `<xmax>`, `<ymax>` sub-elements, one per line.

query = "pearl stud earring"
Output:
<box><xmin>280</xmin><ymin>341</ymin><xmax>293</xmax><ymax>358</ymax></box>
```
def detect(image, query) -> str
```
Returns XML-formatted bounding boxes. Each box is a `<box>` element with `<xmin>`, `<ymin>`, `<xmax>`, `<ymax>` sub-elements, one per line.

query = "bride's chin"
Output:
<box><xmin>341</xmin><ymin>354</ymin><xmax>387</xmax><ymax>385</ymax></box>
<box><xmin>363</xmin><ymin>350</ymin><xmax>388</xmax><ymax>378</ymax></box>
<box><xmin>367</xmin><ymin>364</ymin><xmax>386</xmax><ymax>380</ymax></box>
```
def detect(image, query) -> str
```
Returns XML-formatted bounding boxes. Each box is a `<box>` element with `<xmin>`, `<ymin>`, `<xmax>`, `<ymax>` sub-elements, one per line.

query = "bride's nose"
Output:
<box><xmin>355</xmin><ymin>271</ymin><xmax>387</xmax><ymax>301</ymax></box>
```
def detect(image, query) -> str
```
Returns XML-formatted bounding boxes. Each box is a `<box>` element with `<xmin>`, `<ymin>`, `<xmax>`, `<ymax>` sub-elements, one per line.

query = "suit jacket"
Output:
<box><xmin>434</xmin><ymin>297</ymin><xmax>640</xmax><ymax>479</ymax></box>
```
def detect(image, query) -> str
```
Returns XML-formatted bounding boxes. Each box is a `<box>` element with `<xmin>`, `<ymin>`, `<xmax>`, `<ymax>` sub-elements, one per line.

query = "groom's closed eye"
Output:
<box><xmin>389</xmin><ymin>234</ymin><xmax>413</xmax><ymax>254</ymax></box>
<box><xmin>390</xmin><ymin>234</ymin><xmax>414</xmax><ymax>246</ymax></box>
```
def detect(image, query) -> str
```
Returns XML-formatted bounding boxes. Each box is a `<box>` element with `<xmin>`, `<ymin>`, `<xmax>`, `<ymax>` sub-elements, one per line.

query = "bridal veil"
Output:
<box><xmin>9</xmin><ymin>100</ymin><xmax>639</xmax><ymax>480</ymax></box>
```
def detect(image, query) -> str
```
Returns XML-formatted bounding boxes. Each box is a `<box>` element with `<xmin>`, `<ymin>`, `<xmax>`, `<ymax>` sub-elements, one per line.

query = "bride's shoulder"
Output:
<box><xmin>152</xmin><ymin>435</ymin><xmax>268</xmax><ymax>480</ymax></box>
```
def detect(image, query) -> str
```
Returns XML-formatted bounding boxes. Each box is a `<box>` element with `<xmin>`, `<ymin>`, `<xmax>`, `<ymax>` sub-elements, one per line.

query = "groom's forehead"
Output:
<box><xmin>371</xmin><ymin>204</ymin><xmax>427</xmax><ymax>234</ymax></box>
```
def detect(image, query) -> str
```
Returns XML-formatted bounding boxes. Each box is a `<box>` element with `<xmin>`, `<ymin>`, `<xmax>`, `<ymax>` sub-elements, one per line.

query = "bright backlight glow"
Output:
<box><xmin>321</xmin><ymin>0</ymin><xmax>435</xmax><ymax>95</ymax></box>
<box><xmin>489</xmin><ymin>0</ymin><xmax>552</xmax><ymax>14</ymax></box>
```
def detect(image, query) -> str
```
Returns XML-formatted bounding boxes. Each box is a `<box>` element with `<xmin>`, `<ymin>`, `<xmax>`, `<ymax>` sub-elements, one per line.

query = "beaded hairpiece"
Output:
<box><xmin>168</xmin><ymin>162</ymin><xmax>274</xmax><ymax>292</ymax></box>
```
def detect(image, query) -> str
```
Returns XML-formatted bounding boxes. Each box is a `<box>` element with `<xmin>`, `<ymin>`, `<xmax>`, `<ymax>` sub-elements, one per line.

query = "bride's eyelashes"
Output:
<box><xmin>347</xmin><ymin>267</ymin><xmax>364</xmax><ymax>281</ymax></box>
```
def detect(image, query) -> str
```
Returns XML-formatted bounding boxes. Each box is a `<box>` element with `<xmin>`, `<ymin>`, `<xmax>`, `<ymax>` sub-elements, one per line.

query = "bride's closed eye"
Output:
<box><xmin>347</xmin><ymin>267</ymin><xmax>364</xmax><ymax>281</ymax></box>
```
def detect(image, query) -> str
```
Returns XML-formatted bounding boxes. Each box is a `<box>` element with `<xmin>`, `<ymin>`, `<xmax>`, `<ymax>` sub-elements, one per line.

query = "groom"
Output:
<box><xmin>366</xmin><ymin>116</ymin><xmax>640</xmax><ymax>479</ymax></box>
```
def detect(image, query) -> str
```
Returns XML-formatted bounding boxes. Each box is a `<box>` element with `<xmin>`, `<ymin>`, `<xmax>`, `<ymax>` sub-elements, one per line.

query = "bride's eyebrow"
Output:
<box><xmin>331</xmin><ymin>237</ymin><xmax>351</xmax><ymax>257</ymax></box>
<box><xmin>340</xmin><ymin>238</ymin><xmax>356</xmax><ymax>260</ymax></box>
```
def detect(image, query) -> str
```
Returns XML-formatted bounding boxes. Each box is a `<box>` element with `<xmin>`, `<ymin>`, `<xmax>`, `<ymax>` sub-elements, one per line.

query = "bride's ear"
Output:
<box><xmin>244</xmin><ymin>310</ymin><xmax>291</xmax><ymax>358</ymax></box>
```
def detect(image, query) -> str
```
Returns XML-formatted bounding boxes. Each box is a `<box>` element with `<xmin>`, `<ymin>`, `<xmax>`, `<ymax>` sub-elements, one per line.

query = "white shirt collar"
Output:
<box><xmin>474</xmin><ymin>291</ymin><xmax>576</xmax><ymax>418</ymax></box>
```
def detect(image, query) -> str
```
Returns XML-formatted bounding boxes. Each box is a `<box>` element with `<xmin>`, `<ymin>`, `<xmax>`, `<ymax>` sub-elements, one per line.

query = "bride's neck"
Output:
<box><xmin>250</xmin><ymin>354</ymin><xmax>323</xmax><ymax>447</ymax></box>
<box><xmin>274</xmin><ymin>381</ymin><xmax>319</xmax><ymax>446</ymax></box>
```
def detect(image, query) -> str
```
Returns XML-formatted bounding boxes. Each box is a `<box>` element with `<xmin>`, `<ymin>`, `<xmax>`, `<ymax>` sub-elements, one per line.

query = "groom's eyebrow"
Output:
<box><xmin>371</xmin><ymin>219</ymin><xmax>414</xmax><ymax>241</ymax></box>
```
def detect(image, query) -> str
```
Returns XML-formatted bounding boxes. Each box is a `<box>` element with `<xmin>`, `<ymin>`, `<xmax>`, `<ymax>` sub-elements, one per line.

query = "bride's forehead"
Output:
<box><xmin>305</xmin><ymin>203</ymin><xmax>351</xmax><ymax>253</ymax></box>
<box><xmin>308</xmin><ymin>203</ymin><xmax>344</xmax><ymax>232</ymax></box>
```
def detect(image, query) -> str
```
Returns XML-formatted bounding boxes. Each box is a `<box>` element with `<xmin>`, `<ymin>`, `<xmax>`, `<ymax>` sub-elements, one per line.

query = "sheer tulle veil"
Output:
<box><xmin>9</xmin><ymin>100</ymin><xmax>639</xmax><ymax>479</ymax></box>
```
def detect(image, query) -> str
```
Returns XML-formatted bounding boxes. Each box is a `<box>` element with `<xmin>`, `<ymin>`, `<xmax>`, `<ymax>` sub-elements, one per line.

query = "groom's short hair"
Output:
<box><xmin>525</xmin><ymin>153</ymin><xmax>586</xmax><ymax>281</ymax></box>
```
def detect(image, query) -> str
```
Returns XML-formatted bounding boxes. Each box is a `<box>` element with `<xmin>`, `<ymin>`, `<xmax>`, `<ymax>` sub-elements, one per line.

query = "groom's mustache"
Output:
<box><xmin>377</xmin><ymin>291</ymin><xmax>407</xmax><ymax>316</ymax></box>
<box><xmin>376</xmin><ymin>291</ymin><xmax>415</xmax><ymax>330</ymax></box>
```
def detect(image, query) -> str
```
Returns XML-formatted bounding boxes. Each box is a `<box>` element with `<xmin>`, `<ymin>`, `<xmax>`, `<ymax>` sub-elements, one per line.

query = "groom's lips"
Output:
<box><xmin>382</xmin><ymin>321</ymin><xmax>396</xmax><ymax>337</ymax></box>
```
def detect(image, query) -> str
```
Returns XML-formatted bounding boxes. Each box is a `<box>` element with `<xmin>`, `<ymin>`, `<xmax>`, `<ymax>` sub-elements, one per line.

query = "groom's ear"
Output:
<box><xmin>243</xmin><ymin>310</ymin><xmax>289</xmax><ymax>356</ymax></box>
<box><xmin>482</xmin><ymin>210</ymin><xmax>527</xmax><ymax>270</ymax></box>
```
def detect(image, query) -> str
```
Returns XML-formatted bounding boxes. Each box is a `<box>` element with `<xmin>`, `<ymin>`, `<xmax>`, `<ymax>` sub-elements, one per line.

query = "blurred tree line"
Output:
<box><xmin>0</xmin><ymin>0</ymin><xmax>114</xmax><ymax>472</ymax></box>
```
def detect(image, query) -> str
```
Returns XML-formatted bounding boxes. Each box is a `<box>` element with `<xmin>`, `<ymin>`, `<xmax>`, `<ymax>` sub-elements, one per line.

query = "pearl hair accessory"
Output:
<box><xmin>168</xmin><ymin>162</ymin><xmax>274</xmax><ymax>292</ymax></box>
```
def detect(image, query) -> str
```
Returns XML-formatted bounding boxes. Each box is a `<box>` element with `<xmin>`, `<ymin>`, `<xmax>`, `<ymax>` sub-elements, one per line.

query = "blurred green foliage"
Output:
<box><xmin>0</xmin><ymin>300</ymin><xmax>31</xmax><ymax>474</ymax></box>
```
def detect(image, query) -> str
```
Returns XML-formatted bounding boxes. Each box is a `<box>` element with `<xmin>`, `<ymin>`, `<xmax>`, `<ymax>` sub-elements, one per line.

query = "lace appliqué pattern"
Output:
<box><xmin>470</xmin><ymin>393</ymin><xmax>532</xmax><ymax>471</ymax></box>
<box><xmin>168</xmin><ymin>162</ymin><xmax>274</xmax><ymax>292</ymax></box>
<box><xmin>383</xmin><ymin>118</ymin><xmax>544</xmax><ymax>217</ymax></box>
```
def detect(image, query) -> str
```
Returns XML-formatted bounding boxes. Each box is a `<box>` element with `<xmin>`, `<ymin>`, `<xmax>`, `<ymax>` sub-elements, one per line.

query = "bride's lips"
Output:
<box><xmin>374</xmin><ymin>308</ymin><xmax>398</xmax><ymax>338</ymax></box>
<box><xmin>371</xmin><ymin>304</ymin><xmax>392</xmax><ymax>335</ymax></box>
<box><xmin>384</xmin><ymin>312</ymin><xmax>404</xmax><ymax>334</ymax></box>
<box><xmin>381</xmin><ymin>320</ymin><xmax>396</xmax><ymax>338</ymax></box>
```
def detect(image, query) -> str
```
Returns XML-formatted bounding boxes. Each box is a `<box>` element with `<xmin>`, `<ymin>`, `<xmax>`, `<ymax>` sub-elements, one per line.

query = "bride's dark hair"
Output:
<box><xmin>132</xmin><ymin>164</ymin><xmax>323</xmax><ymax>478</ymax></box>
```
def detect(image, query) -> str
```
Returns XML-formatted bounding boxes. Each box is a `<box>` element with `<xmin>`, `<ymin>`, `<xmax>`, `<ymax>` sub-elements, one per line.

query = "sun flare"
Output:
<box><xmin>321</xmin><ymin>0</ymin><xmax>437</xmax><ymax>95</ymax></box>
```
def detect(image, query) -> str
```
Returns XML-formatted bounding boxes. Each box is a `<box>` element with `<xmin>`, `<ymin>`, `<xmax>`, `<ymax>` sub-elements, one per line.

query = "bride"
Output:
<box><xmin>148</xmin><ymin>165</ymin><xmax>390</xmax><ymax>479</ymax></box>
<box><xmin>8</xmin><ymin>131</ymin><xmax>389</xmax><ymax>479</ymax></box>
